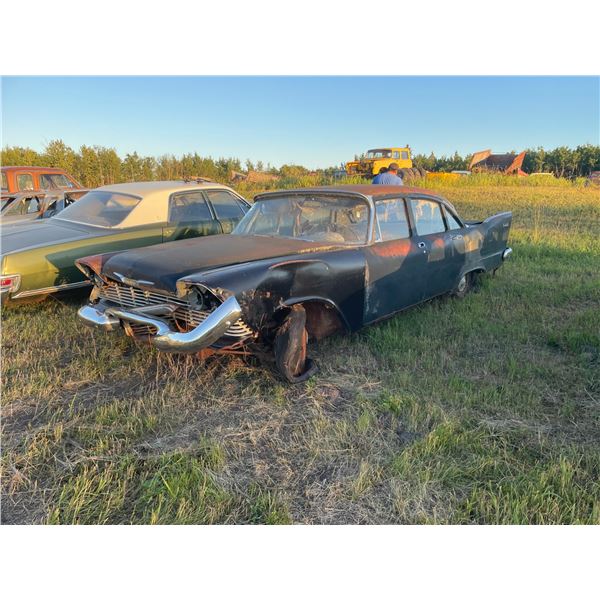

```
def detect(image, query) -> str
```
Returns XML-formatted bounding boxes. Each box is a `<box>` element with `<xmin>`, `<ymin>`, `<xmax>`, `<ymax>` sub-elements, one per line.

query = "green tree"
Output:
<box><xmin>0</xmin><ymin>146</ymin><xmax>42</xmax><ymax>166</ymax></box>
<box><xmin>42</xmin><ymin>139</ymin><xmax>77</xmax><ymax>173</ymax></box>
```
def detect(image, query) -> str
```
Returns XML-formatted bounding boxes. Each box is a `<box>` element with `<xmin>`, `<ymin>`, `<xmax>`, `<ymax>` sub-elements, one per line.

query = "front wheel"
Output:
<box><xmin>273</xmin><ymin>305</ymin><xmax>318</xmax><ymax>383</ymax></box>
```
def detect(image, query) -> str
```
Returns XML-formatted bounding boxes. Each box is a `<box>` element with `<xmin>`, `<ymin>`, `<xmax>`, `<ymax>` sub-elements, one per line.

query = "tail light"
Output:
<box><xmin>1</xmin><ymin>274</ymin><xmax>21</xmax><ymax>294</ymax></box>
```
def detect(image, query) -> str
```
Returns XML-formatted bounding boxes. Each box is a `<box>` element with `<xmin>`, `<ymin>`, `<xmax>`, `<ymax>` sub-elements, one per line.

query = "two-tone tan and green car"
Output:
<box><xmin>0</xmin><ymin>180</ymin><xmax>250</xmax><ymax>303</ymax></box>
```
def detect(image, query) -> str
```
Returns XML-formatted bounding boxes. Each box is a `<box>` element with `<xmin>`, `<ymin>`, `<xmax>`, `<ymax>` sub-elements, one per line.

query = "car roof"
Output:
<box><xmin>1</xmin><ymin>166</ymin><xmax>70</xmax><ymax>173</ymax></box>
<box><xmin>254</xmin><ymin>184</ymin><xmax>459</xmax><ymax>215</ymax></box>
<box><xmin>255</xmin><ymin>184</ymin><xmax>441</xmax><ymax>199</ymax></box>
<box><xmin>96</xmin><ymin>180</ymin><xmax>233</xmax><ymax>197</ymax></box>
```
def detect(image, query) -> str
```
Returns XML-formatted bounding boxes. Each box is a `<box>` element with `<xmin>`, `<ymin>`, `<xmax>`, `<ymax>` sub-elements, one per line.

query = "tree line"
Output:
<box><xmin>2</xmin><ymin>140</ymin><xmax>599</xmax><ymax>187</ymax></box>
<box><xmin>412</xmin><ymin>145</ymin><xmax>600</xmax><ymax>178</ymax></box>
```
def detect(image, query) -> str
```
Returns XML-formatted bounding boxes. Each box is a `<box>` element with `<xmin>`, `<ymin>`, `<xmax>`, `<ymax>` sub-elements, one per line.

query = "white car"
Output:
<box><xmin>1</xmin><ymin>180</ymin><xmax>250</xmax><ymax>303</ymax></box>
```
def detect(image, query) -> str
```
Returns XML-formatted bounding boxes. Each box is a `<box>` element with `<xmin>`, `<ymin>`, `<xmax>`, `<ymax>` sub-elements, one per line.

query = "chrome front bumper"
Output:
<box><xmin>78</xmin><ymin>296</ymin><xmax>243</xmax><ymax>353</ymax></box>
<box><xmin>502</xmin><ymin>247</ymin><xmax>513</xmax><ymax>260</ymax></box>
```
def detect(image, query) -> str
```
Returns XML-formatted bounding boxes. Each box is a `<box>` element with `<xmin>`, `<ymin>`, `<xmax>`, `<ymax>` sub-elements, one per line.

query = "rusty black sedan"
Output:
<box><xmin>76</xmin><ymin>185</ymin><xmax>512</xmax><ymax>382</ymax></box>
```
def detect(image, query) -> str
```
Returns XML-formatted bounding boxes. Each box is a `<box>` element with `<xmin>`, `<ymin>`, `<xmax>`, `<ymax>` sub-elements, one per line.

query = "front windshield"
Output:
<box><xmin>55</xmin><ymin>191</ymin><xmax>141</xmax><ymax>227</ymax></box>
<box><xmin>233</xmin><ymin>194</ymin><xmax>370</xmax><ymax>245</ymax></box>
<box><xmin>367</xmin><ymin>149</ymin><xmax>392</xmax><ymax>159</ymax></box>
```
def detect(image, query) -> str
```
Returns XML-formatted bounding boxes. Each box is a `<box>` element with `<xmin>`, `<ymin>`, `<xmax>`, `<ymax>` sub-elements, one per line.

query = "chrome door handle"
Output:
<box><xmin>417</xmin><ymin>242</ymin><xmax>426</xmax><ymax>249</ymax></box>
<box><xmin>452</xmin><ymin>234</ymin><xmax>463</xmax><ymax>240</ymax></box>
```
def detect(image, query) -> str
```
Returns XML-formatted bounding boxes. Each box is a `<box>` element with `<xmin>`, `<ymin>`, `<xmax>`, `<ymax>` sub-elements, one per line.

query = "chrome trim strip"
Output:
<box><xmin>12</xmin><ymin>280</ymin><xmax>91</xmax><ymax>298</ymax></box>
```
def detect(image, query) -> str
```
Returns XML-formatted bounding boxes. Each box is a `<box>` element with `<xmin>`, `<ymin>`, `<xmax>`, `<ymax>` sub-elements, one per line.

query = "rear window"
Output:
<box><xmin>40</xmin><ymin>173</ymin><xmax>75</xmax><ymax>189</ymax></box>
<box><xmin>1</xmin><ymin>172</ymin><xmax>7</xmax><ymax>192</ymax></box>
<box><xmin>56</xmin><ymin>190</ymin><xmax>141</xmax><ymax>227</ymax></box>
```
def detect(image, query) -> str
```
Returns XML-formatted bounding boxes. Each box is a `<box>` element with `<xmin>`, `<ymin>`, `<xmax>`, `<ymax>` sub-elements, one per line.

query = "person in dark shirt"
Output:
<box><xmin>373</xmin><ymin>163</ymin><xmax>404</xmax><ymax>185</ymax></box>
<box><xmin>372</xmin><ymin>166</ymin><xmax>388</xmax><ymax>184</ymax></box>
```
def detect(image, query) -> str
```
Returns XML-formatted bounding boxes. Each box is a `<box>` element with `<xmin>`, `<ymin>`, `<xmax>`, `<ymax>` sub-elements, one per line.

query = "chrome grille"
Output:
<box><xmin>99</xmin><ymin>283</ymin><xmax>189</xmax><ymax>309</ymax></box>
<box><xmin>98</xmin><ymin>282</ymin><xmax>254</xmax><ymax>339</ymax></box>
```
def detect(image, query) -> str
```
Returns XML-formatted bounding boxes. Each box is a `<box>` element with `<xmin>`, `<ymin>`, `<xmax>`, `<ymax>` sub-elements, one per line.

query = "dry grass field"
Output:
<box><xmin>1</xmin><ymin>179</ymin><xmax>599</xmax><ymax>524</ymax></box>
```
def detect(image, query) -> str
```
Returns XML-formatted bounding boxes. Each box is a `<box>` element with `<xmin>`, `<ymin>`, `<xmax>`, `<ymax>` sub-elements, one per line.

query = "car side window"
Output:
<box><xmin>393</xmin><ymin>151</ymin><xmax>400</xmax><ymax>159</ymax></box>
<box><xmin>444</xmin><ymin>207</ymin><xmax>462</xmax><ymax>230</ymax></box>
<box><xmin>409</xmin><ymin>198</ymin><xmax>446</xmax><ymax>236</ymax></box>
<box><xmin>26</xmin><ymin>197</ymin><xmax>42</xmax><ymax>214</ymax></box>
<box><xmin>1</xmin><ymin>172</ymin><xmax>7</xmax><ymax>192</ymax></box>
<box><xmin>168</xmin><ymin>191</ymin><xmax>212</xmax><ymax>222</ymax></box>
<box><xmin>376</xmin><ymin>198</ymin><xmax>410</xmax><ymax>241</ymax></box>
<box><xmin>17</xmin><ymin>173</ymin><xmax>34</xmax><ymax>191</ymax></box>
<box><xmin>401</xmin><ymin>151</ymin><xmax>409</xmax><ymax>160</ymax></box>
<box><xmin>206</xmin><ymin>190</ymin><xmax>246</xmax><ymax>220</ymax></box>
<box><xmin>40</xmin><ymin>173</ymin><xmax>75</xmax><ymax>189</ymax></box>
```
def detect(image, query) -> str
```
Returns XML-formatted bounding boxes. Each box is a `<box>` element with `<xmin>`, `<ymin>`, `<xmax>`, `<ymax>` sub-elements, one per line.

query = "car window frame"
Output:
<box><xmin>167</xmin><ymin>189</ymin><xmax>215</xmax><ymax>223</ymax></box>
<box><xmin>16</xmin><ymin>172</ymin><xmax>35</xmax><ymax>192</ymax></box>
<box><xmin>374</xmin><ymin>196</ymin><xmax>412</xmax><ymax>242</ymax></box>
<box><xmin>205</xmin><ymin>189</ymin><xmax>248</xmax><ymax>221</ymax></box>
<box><xmin>442</xmin><ymin>205</ymin><xmax>464</xmax><ymax>230</ymax></box>
<box><xmin>406</xmin><ymin>195</ymin><xmax>449</xmax><ymax>237</ymax></box>
<box><xmin>242</xmin><ymin>191</ymin><xmax>374</xmax><ymax>246</ymax></box>
<box><xmin>39</xmin><ymin>172</ymin><xmax>75</xmax><ymax>190</ymax></box>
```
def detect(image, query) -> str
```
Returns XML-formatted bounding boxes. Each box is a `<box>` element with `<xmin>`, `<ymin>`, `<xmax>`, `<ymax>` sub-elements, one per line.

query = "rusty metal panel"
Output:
<box><xmin>469</xmin><ymin>149</ymin><xmax>492</xmax><ymax>170</ymax></box>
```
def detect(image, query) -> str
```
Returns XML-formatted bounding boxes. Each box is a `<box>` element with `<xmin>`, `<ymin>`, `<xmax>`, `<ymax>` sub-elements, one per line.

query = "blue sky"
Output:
<box><xmin>1</xmin><ymin>76</ymin><xmax>598</xmax><ymax>168</ymax></box>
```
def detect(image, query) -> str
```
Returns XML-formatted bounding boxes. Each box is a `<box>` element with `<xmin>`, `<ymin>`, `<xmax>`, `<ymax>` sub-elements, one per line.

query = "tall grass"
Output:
<box><xmin>233</xmin><ymin>172</ymin><xmax>588</xmax><ymax>198</ymax></box>
<box><xmin>1</xmin><ymin>183</ymin><xmax>598</xmax><ymax>524</ymax></box>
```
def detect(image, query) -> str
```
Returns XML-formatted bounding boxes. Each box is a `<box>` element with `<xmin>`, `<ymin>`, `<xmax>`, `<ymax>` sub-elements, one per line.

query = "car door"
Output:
<box><xmin>205</xmin><ymin>189</ymin><xmax>249</xmax><ymax>233</ymax></box>
<box><xmin>407</xmin><ymin>197</ymin><xmax>466</xmax><ymax>299</ymax></box>
<box><xmin>162</xmin><ymin>190</ymin><xmax>221</xmax><ymax>242</ymax></box>
<box><xmin>363</xmin><ymin>197</ymin><xmax>429</xmax><ymax>323</ymax></box>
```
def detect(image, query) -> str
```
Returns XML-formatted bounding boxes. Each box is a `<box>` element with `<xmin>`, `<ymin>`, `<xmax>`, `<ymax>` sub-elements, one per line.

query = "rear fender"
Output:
<box><xmin>463</xmin><ymin>211</ymin><xmax>512</xmax><ymax>275</ymax></box>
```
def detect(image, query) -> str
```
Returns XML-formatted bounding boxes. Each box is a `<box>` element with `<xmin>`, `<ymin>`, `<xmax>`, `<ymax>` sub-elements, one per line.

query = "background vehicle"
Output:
<box><xmin>345</xmin><ymin>147</ymin><xmax>425</xmax><ymax>179</ymax></box>
<box><xmin>1</xmin><ymin>180</ymin><xmax>250</xmax><ymax>303</ymax></box>
<box><xmin>77</xmin><ymin>184</ymin><xmax>512</xmax><ymax>382</ymax></box>
<box><xmin>469</xmin><ymin>149</ymin><xmax>527</xmax><ymax>176</ymax></box>
<box><xmin>0</xmin><ymin>189</ymin><xmax>91</xmax><ymax>225</ymax></box>
<box><xmin>1</xmin><ymin>166</ymin><xmax>82</xmax><ymax>198</ymax></box>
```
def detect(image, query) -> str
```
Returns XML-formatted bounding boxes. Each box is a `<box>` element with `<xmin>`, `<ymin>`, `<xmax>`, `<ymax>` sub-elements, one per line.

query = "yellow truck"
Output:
<box><xmin>345</xmin><ymin>147</ymin><xmax>425</xmax><ymax>179</ymax></box>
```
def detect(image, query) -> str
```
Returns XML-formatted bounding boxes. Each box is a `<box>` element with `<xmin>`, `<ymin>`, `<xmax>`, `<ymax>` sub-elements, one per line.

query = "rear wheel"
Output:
<box><xmin>452</xmin><ymin>272</ymin><xmax>473</xmax><ymax>299</ymax></box>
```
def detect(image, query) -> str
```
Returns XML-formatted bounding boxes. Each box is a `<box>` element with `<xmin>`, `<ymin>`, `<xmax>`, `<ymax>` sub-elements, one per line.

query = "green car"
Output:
<box><xmin>0</xmin><ymin>180</ymin><xmax>250</xmax><ymax>303</ymax></box>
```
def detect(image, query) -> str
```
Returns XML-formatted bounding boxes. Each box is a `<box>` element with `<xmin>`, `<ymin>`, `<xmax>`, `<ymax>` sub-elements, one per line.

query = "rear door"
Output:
<box><xmin>363</xmin><ymin>197</ymin><xmax>428</xmax><ymax>323</ymax></box>
<box><xmin>407</xmin><ymin>197</ymin><xmax>466</xmax><ymax>299</ymax></box>
<box><xmin>162</xmin><ymin>190</ymin><xmax>221</xmax><ymax>242</ymax></box>
<box><xmin>205</xmin><ymin>189</ymin><xmax>249</xmax><ymax>233</ymax></box>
